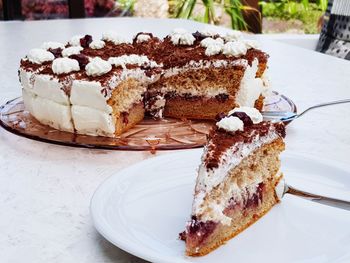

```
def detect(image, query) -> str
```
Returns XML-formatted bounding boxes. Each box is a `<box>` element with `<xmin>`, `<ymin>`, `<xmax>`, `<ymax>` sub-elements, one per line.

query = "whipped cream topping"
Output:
<box><xmin>200</xmin><ymin>37</ymin><xmax>224</xmax><ymax>48</ymax></box>
<box><xmin>102</xmin><ymin>31</ymin><xmax>131</xmax><ymax>45</ymax></box>
<box><xmin>69</xmin><ymin>35</ymin><xmax>84</xmax><ymax>46</ymax></box>
<box><xmin>199</xmin><ymin>28</ymin><xmax>219</xmax><ymax>37</ymax></box>
<box><xmin>40</xmin><ymin>41</ymin><xmax>65</xmax><ymax>50</ymax></box>
<box><xmin>244</xmin><ymin>39</ymin><xmax>260</xmax><ymax>49</ymax></box>
<box><xmin>223</xmin><ymin>41</ymin><xmax>248</xmax><ymax>57</ymax></box>
<box><xmin>201</xmin><ymin>38</ymin><xmax>224</xmax><ymax>56</ymax></box>
<box><xmin>229</xmin><ymin>106</ymin><xmax>263</xmax><ymax>124</ymax></box>
<box><xmin>216</xmin><ymin>116</ymin><xmax>244</xmax><ymax>132</ymax></box>
<box><xmin>224</xmin><ymin>30</ymin><xmax>243</xmax><ymax>42</ymax></box>
<box><xmin>62</xmin><ymin>46</ymin><xmax>83</xmax><ymax>57</ymax></box>
<box><xmin>52</xmin><ymin>57</ymin><xmax>80</xmax><ymax>75</ymax></box>
<box><xmin>170</xmin><ymin>28</ymin><xmax>195</xmax><ymax>46</ymax></box>
<box><xmin>89</xmin><ymin>40</ymin><xmax>105</xmax><ymax>49</ymax></box>
<box><xmin>136</xmin><ymin>34</ymin><xmax>151</xmax><ymax>43</ymax></box>
<box><xmin>85</xmin><ymin>57</ymin><xmax>112</xmax><ymax>77</ymax></box>
<box><xmin>27</xmin><ymin>48</ymin><xmax>55</xmax><ymax>64</ymax></box>
<box><xmin>108</xmin><ymin>54</ymin><xmax>160</xmax><ymax>69</ymax></box>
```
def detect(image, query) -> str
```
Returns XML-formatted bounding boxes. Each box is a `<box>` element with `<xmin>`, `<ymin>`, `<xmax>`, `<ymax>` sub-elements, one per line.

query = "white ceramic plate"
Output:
<box><xmin>90</xmin><ymin>150</ymin><xmax>350</xmax><ymax>263</ymax></box>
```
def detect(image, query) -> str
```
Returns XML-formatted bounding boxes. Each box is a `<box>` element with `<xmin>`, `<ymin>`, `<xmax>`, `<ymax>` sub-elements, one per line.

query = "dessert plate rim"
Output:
<box><xmin>90</xmin><ymin>150</ymin><xmax>350</xmax><ymax>263</ymax></box>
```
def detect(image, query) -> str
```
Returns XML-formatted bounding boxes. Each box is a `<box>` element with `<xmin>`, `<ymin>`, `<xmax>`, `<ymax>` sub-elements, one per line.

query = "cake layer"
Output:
<box><xmin>107</xmin><ymin>78</ymin><xmax>146</xmax><ymax>117</ymax></box>
<box><xmin>163</xmin><ymin>95</ymin><xmax>235</xmax><ymax>120</ymax></box>
<box><xmin>114</xmin><ymin>102</ymin><xmax>145</xmax><ymax>135</ymax></box>
<box><xmin>185</xmin><ymin>174</ymin><xmax>282</xmax><ymax>256</ymax></box>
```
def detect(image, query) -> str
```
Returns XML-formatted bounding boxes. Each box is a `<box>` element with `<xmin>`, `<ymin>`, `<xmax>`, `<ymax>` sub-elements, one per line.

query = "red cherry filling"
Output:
<box><xmin>182</xmin><ymin>183</ymin><xmax>265</xmax><ymax>244</ymax></box>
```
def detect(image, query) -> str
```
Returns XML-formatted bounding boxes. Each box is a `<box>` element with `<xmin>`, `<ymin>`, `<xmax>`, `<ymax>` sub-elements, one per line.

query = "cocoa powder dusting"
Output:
<box><xmin>19</xmin><ymin>32</ymin><xmax>268</xmax><ymax>85</ymax></box>
<box><xmin>205</xmin><ymin>122</ymin><xmax>285</xmax><ymax>170</ymax></box>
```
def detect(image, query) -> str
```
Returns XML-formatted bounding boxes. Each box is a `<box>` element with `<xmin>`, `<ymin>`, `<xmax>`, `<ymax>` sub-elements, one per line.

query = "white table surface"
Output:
<box><xmin>0</xmin><ymin>18</ymin><xmax>349</xmax><ymax>263</ymax></box>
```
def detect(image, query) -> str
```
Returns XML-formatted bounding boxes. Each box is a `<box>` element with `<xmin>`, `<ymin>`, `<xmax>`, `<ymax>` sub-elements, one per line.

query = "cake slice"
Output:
<box><xmin>181</xmin><ymin>107</ymin><xmax>286</xmax><ymax>256</ymax></box>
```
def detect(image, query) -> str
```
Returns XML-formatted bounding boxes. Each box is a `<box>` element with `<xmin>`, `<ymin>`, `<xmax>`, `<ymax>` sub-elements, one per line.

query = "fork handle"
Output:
<box><xmin>285</xmin><ymin>185</ymin><xmax>350</xmax><ymax>211</ymax></box>
<box><xmin>298</xmin><ymin>99</ymin><xmax>350</xmax><ymax>118</ymax></box>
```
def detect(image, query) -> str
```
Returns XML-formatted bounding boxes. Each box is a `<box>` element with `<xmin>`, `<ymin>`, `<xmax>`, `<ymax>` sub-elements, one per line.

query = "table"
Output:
<box><xmin>0</xmin><ymin>18</ymin><xmax>349</xmax><ymax>263</ymax></box>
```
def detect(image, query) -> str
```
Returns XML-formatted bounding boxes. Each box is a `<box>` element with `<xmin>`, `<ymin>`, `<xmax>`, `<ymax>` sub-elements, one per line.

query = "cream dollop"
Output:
<box><xmin>170</xmin><ymin>28</ymin><xmax>195</xmax><ymax>46</ymax></box>
<box><xmin>199</xmin><ymin>28</ymin><xmax>219</xmax><ymax>37</ymax></box>
<box><xmin>85</xmin><ymin>57</ymin><xmax>112</xmax><ymax>77</ymax></box>
<box><xmin>216</xmin><ymin>116</ymin><xmax>244</xmax><ymax>132</ymax></box>
<box><xmin>224</xmin><ymin>30</ymin><xmax>243</xmax><ymax>42</ymax></box>
<box><xmin>62</xmin><ymin>46</ymin><xmax>83</xmax><ymax>57</ymax></box>
<box><xmin>108</xmin><ymin>54</ymin><xmax>160</xmax><ymax>69</ymax></box>
<box><xmin>136</xmin><ymin>34</ymin><xmax>151</xmax><ymax>43</ymax></box>
<box><xmin>200</xmin><ymin>37</ymin><xmax>224</xmax><ymax>48</ymax></box>
<box><xmin>274</xmin><ymin>177</ymin><xmax>285</xmax><ymax>201</ymax></box>
<box><xmin>228</xmin><ymin>106</ymin><xmax>263</xmax><ymax>124</ymax></box>
<box><xmin>40</xmin><ymin>41</ymin><xmax>65</xmax><ymax>50</ymax></box>
<box><xmin>223</xmin><ymin>41</ymin><xmax>247</xmax><ymax>57</ymax></box>
<box><xmin>69</xmin><ymin>35</ymin><xmax>84</xmax><ymax>46</ymax></box>
<box><xmin>52</xmin><ymin>57</ymin><xmax>80</xmax><ymax>75</ymax></box>
<box><xmin>244</xmin><ymin>40</ymin><xmax>259</xmax><ymax>49</ymax></box>
<box><xmin>27</xmin><ymin>48</ymin><xmax>55</xmax><ymax>64</ymax></box>
<box><xmin>89</xmin><ymin>40</ymin><xmax>105</xmax><ymax>49</ymax></box>
<box><xmin>201</xmin><ymin>38</ymin><xmax>224</xmax><ymax>56</ymax></box>
<box><xmin>102</xmin><ymin>31</ymin><xmax>131</xmax><ymax>45</ymax></box>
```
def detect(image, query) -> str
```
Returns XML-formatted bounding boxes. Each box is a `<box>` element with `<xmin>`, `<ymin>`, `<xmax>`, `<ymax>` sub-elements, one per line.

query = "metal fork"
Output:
<box><xmin>277</xmin><ymin>179</ymin><xmax>350</xmax><ymax>211</ymax></box>
<box><xmin>262</xmin><ymin>99</ymin><xmax>350</xmax><ymax>122</ymax></box>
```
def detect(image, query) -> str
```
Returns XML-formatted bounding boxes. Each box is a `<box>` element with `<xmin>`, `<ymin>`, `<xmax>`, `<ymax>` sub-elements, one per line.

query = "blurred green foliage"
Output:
<box><xmin>171</xmin><ymin>0</ymin><xmax>248</xmax><ymax>30</ymax></box>
<box><xmin>260</xmin><ymin>0</ymin><xmax>327</xmax><ymax>33</ymax></box>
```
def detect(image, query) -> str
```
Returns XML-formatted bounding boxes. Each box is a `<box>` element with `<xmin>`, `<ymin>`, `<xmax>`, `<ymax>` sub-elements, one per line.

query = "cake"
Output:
<box><xmin>19</xmin><ymin>29</ymin><xmax>269</xmax><ymax>137</ymax></box>
<box><xmin>181</xmin><ymin>107</ymin><xmax>286</xmax><ymax>256</ymax></box>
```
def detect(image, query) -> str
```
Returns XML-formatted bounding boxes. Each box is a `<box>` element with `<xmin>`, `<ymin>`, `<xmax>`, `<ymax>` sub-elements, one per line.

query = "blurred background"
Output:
<box><xmin>0</xmin><ymin>0</ymin><xmax>328</xmax><ymax>34</ymax></box>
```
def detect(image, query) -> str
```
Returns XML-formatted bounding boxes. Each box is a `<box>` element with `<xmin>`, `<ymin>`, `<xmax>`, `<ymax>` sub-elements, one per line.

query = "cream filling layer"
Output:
<box><xmin>193</xmin><ymin>128</ymin><xmax>279</xmax><ymax>225</ymax></box>
<box><xmin>235</xmin><ymin>59</ymin><xmax>264</xmax><ymax>107</ymax></box>
<box><xmin>162</xmin><ymin>59</ymin><xmax>248</xmax><ymax>79</ymax></box>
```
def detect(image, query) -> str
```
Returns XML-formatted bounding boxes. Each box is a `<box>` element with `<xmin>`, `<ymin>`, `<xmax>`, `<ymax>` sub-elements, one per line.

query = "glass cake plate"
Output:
<box><xmin>0</xmin><ymin>91</ymin><xmax>296</xmax><ymax>151</ymax></box>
